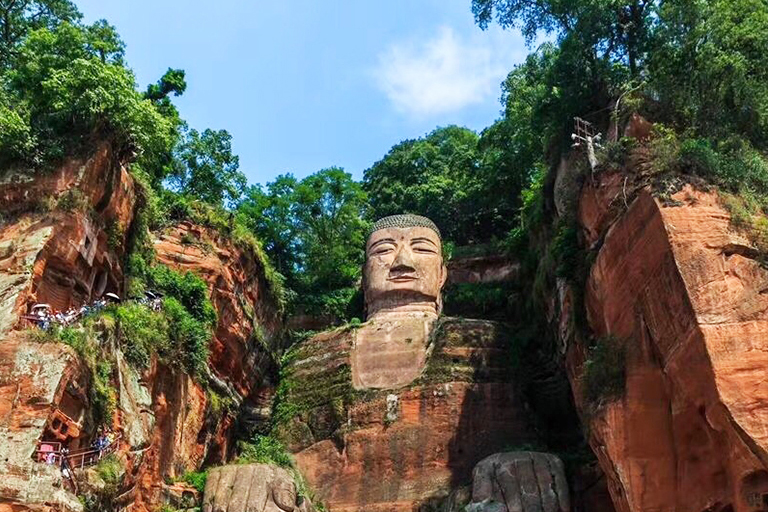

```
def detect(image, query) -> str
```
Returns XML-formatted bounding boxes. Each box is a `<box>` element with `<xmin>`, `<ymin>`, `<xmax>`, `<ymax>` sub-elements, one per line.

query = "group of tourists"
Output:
<box><xmin>90</xmin><ymin>427</ymin><xmax>117</xmax><ymax>452</ymax></box>
<box><xmin>28</xmin><ymin>298</ymin><xmax>109</xmax><ymax>330</ymax></box>
<box><xmin>26</xmin><ymin>290</ymin><xmax>163</xmax><ymax>330</ymax></box>
<box><xmin>26</xmin><ymin>295</ymin><xmax>115</xmax><ymax>330</ymax></box>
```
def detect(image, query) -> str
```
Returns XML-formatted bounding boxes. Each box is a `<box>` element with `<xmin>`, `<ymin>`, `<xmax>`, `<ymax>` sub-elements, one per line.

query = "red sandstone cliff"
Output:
<box><xmin>127</xmin><ymin>223</ymin><xmax>281</xmax><ymax>510</ymax></box>
<box><xmin>0</xmin><ymin>147</ymin><xmax>281</xmax><ymax>512</ymax></box>
<box><xmin>562</xmin><ymin>170</ymin><xmax>768</xmax><ymax>512</ymax></box>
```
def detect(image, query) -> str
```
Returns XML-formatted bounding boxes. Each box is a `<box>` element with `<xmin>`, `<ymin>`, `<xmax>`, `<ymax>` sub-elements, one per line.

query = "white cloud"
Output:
<box><xmin>373</xmin><ymin>26</ymin><xmax>520</xmax><ymax>118</ymax></box>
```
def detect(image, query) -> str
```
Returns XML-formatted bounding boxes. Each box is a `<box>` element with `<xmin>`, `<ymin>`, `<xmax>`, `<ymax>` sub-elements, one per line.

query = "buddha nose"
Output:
<box><xmin>391</xmin><ymin>244</ymin><xmax>416</xmax><ymax>272</ymax></box>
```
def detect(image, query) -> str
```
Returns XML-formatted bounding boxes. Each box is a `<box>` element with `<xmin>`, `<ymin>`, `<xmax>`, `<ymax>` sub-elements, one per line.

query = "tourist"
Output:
<box><xmin>60</xmin><ymin>448</ymin><xmax>71</xmax><ymax>479</ymax></box>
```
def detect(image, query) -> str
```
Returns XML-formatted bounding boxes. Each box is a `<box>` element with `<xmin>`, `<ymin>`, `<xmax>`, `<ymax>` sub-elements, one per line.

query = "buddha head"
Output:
<box><xmin>363</xmin><ymin>214</ymin><xmax>447</xmax><ymax>319</ymax></box>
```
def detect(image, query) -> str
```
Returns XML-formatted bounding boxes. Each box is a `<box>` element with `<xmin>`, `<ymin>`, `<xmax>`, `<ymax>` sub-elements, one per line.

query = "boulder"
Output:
<box><xmin>202</xmin><ymin>463</ymin><xmax>314</xmax><ymax>512</ymax></box>
<box><xmin>467</xmin><ymin>452</ymin><xmax>569</xmax><ymax>512</ymax></box>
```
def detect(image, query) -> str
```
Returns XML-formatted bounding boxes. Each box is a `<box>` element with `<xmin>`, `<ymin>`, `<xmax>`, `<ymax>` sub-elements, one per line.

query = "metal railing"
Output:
<box><xmin>66</xmin><ymin>435</ymin><xmax>121</xmax><ymax>469</ymax></box>
<box><xmin>33</xmin><ymin>434</ymin><xmax>122</xmax><ymax>495</ymax></box>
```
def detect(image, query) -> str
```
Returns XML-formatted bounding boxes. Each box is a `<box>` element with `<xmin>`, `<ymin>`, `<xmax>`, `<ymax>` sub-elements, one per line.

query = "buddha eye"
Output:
<box><xmin>371</xmin><ymin>244</ymin><xmax>395</xmax><ymax>255</ymax></box>
<box><xmin>412</xmin><ymin>244</ymin><xmax>437</xmax><ymax>254</ymax></box>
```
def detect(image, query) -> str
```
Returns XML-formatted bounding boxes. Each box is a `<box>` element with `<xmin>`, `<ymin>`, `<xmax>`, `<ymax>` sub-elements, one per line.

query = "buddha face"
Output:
<box><xmin>364</xmin><ymin>226</ymin><xmax>447</xmax><ymax>317</ymax></box>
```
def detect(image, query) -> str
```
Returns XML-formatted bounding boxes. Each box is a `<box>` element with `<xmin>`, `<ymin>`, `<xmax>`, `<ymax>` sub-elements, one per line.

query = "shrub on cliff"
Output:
<box><xmin>236</xmin><ymin>435</ymin><xmax>294</xmax><ymax>469</ymax></box>
<box><xmin>120</xmin><ymin>259</ymin><xmax>214</xmax><ymax>377</ymax></box>
<box><xmin>162</xmin><ymin>297</ymin><xmax>210</xmax><ymax>376</ymax></box>
<box><xmin>114</xmin><ymin>303</ymin><xmax>169</xmax><ymax>369</ymax></box>
<box><xmin>145</xmin><ymin>265</ymin><xmax>216</xmax><ymax>325</ymax></box>
<box><xmin>583</xmin><ymin>335</ymin><xmax>626</xmax><ymax>407</ymax></box>
<box><xmin>113</xmin><ymin>296</ymin><xmax>211</xmax><ymax>377</ymax></box>
<box><xmin>82</xmin><ymin>453</ymin><xmax>125</xmax><ymax>512</ymax></box>
<box><xmin>180</xmin><ymin>470</ymin><xmax>208</xmax><ymax>495</ymax></box>
<box><xmin>126</xmin><ymin>255</ymin><xmax>216</xmax><ymax>324</ymax></box>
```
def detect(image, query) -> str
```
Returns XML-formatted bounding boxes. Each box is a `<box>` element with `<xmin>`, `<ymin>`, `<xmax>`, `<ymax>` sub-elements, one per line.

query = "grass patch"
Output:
<box><xmin>236</xmin><ymin>435</ymin><xmax>293</xmax><ymax>468</ymax></box>
<box><xmin>720</xmin><ymin>190</ymin><xmax>768</xmax><ymax>258</ymax></box>
<box><xmin>56</xmin><ymin>188</ymin><xmax>90</xmax><ymax>213</ymax></box>
<box><xmin>81</xmin><ymin>454</ymin><xmax>125</xmax><ymax>512</ymax></box>
<box><xmin>180</xmin><ymin>470</ymin><xmax>208</xmax><ymax>494</ymax></box>
<box><xmin>95</xmin><ymin>454</ymin><xmax>124</xmax><ymax>485</ymax></box>
<box><xmin>442</xmin><ymin>282</ymin><xmax>515</xmax><ymax>320</ymax></box>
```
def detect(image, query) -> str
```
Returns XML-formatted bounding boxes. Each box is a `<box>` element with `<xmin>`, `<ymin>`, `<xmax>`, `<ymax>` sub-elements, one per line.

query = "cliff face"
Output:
<box><xmin>0</xmin><ymin>144</ymin><xmax>136</xmax><ymax>511</ymax></box>
<box><xmin>153</xmin><ymin>222</ymin><xmax>281</xmax><ymax>399</ymax></box>
<box><xmin>0</xmin><ymin>143</ymin><xmax>135</xmax><ymax>336</ymax></box>
<box><xmin>4</xmin><ymin>138</ymin><xmax>768</xmax><ymax>512</ymax></box>
<box><xmin>565</xmin><ymin>174</ymin><xmax>768</xmax><ymax>512</ymax></box>
<box><xmin>126</xmin><ymin>223</ymin><xmax>282</xmax><ymax>509</ymax></box>
<box><xmin>0</xmin><ymin>333</ymin><xmax>86</xmax><ymax>512</ymax></box>
<box><xmin>0</xmin><ymin>148</ymin><xmax>281</xmax><ymax>512</ymax></box>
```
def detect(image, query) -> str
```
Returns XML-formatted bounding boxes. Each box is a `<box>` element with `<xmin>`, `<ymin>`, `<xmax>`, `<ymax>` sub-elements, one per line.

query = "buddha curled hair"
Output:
<box><xmin>367</xmin><ymin>214</ymin><xmax>441</xmax><ymax>240</ymax></box>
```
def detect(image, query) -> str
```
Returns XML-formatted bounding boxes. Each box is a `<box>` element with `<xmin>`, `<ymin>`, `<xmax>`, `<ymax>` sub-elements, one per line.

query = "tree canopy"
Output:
<box><xmin>169</xmin><ymin>127</ymin><xmax>246</xmax><ymax>207</ymax></box>
<box><xmin>3</xmin><ymin>0</ymin><xmax>768</xmax><ymax>327</ymax></box>
<box><xmin>0</xmin><ymin>0</ymin><xmax>81</xmax><ymax>68</ymax></box>
<box><xmin>238</xmin><ymin>168</ymin><xmax>368</xmax><ymax>296</ymax></box>
<box><xmin>1</xmin><ymin>21</ymin><xmax>175</xmax><ymax>169</ymax></box>
<box><xmin>365</xmin><ymin>126</ymin><xmax>494</xmax><ymax>245</ymax></box>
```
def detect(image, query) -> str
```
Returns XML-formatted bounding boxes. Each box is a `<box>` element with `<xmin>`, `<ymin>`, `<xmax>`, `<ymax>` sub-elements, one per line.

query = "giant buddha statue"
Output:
<box><xmin>273</xmin><ymin>213</ymin><xmax>568</xmax><ymax>512</ymax></box>
<box><xmin>352</xmin><ymin>214</ymin><xmax>447</xmax><ymax>389</ymax></box>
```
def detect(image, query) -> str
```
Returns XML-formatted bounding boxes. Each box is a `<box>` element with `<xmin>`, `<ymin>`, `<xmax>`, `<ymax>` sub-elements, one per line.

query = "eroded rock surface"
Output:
<box><xmin>128</xmin><ymin>226</ymin><xmax>283</xmax><ymax>511</ymax></box>
<box><xmin>0</xmin><ymin>334</ymin><xmax>85</xmax><ymax>512</ymax></box>
<box><xmin>153</xmin><ymin>222</ymin><xmax>282</xmax><ymax>399</ymax></box>
<box><xmin>0</xmin><ymin>144</ymin><xmax>133</xmax><ymax>512</ymax></box>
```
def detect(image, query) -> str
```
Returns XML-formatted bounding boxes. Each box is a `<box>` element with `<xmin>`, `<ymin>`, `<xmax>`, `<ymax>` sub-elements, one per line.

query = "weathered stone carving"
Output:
<box><xmin>363</xmin><ymin>214</ymin><xmax>447</xmax><ymax>320</ymax></box>
<box><xmin>202</xmin><ymin>463</ymin><xmax>315</xmax><ymax>512</ymax></box>
<box><xmin>467</xmin><ymin>452</ymin><xmax>570</xmax><ymax>512</ymax></box>
<box><xmin>352</xmin><ymin>214</ymin><xmax>447</xmax><ymax>390</ymax></box>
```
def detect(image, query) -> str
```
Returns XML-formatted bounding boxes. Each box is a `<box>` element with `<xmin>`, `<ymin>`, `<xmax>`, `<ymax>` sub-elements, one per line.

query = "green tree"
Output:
<box><xmin>475</xmin><ymin>44</ymin><xmax>561</xmax><ymax>235</ymax></box>
<box><xmin>472</xmin><ymin>0</ymin><xmax>656</xmax><ymax>76</ymax></box>
<box><xmin>237</xmin><ymin>175</ymin><xmax>300</xmax><ymax>281</ymax></box>
<box><xmin>293</xmin><ymin>167</ymin><xmax>368</xmax><ymax>292</ymax></box>
<box><xmin>237</xmin><ymin>168</ymin><xmax>368</xmax><ymax>318</ymax></box>
<box><xmin>649</xmin><ymin>0</ymin><xmax>768</xmax><ymax>147</ymax></box>
<box><xmin>364</xmin><ymin>126</ymin><xmax>485</xmax><ymax>244</ymax></box>
<box><xmin>145</xmin><ymin>68</ymin><xmax>187</xmax><ymax>103</ymax></box>
<box><xmin>169</xmin><ymin>127</ymin><xmax>246</xmax><ymax>206</ymax></box>
<box><xmin>85</xmin><ymin>19</ymin><xmax>124</xmax><ymax>64</ymax></box>
<box><xmin>0</xmin><ymin>0</ymin><xmax>81</xmax><ymax>68</ymax></box>
<box><xmin>141</xmin><ymin>68</ymin><xmax>187</xmax><ymax>184</ymax></box>
<box><xmin>2</xmin><ymin>22</ymin><xmax>175</xmax><ymax>168</ymax></box>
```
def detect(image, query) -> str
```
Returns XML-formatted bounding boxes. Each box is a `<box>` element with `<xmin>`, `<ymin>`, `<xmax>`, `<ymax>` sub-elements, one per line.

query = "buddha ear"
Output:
<box><xmin>436</xmin><ymin>264</ymin><xmax>448</xmax><ymax>316</ymax></box>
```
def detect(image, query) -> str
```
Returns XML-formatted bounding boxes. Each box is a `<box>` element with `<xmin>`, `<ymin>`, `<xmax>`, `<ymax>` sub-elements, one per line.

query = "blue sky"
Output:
<box><xmin>75</xmin><ymin>1</ymin><xmax>529</xmax><ymax>185</ymax></box>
